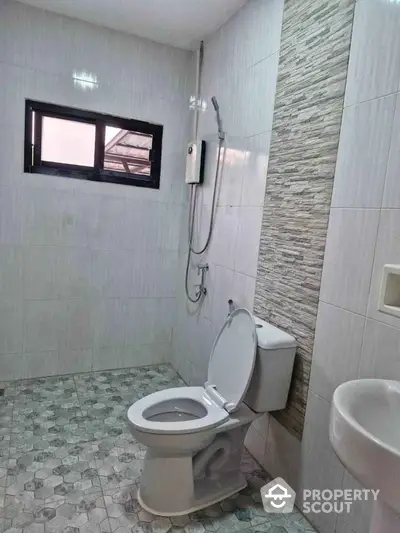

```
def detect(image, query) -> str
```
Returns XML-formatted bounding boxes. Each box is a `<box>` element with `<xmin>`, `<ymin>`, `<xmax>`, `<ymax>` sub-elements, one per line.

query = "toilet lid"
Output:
<box><xmin>207</xmin><ymin>308</ymin><xmax>257</xmax><ymax>410</ymax></box>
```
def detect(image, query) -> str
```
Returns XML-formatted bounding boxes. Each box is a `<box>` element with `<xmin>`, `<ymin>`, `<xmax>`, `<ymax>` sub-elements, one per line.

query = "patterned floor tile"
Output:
<box><xmin>93</xmin><ymin>438</ymin><xmax>145</xmax><ymax>492</ymax></box>
<box><xmin>74</xmin><ymin>371</ymin><xmax>143</xmax><ymax>400</ymax></box>
<box><xmin>0</xmin><ymin>400</ymin><xmax>13</xmax><ymax>507</ymax></box>
<box><xmin>6</xmin><ymin>375</ymin><xmax>78</xmax><ymax>404</ymax></box>
<box><xmin>0</xmin><ymin>401</ymin><xmax>12</xmax><ymax>456</ymax></box>
<box><xmin>74</xmin><ymin>365</ymin><xmax>185</xmax><ymax>400</ymax></box>
<box><xmin>76</xmin><ymin>397</ymin><xmax>134</xmax><ymax>442</ymax></box>
<box><xmin>10</xmin><ymin>400</ymin><xmax>93</xmax><ymax>454</ymax></box>
<box><xmin>243</xmin><ymin>511</ymin><xmax>317</xmax><ymax>533</ymax></box>
<box><xmin>0</xmin><ymin>490</ymin><xmax>110</xmax><ymax>533</ymax></box>
<box><xmin>102</xmin><ymin>485</ymin><xmax>147</xmax><ymax>533</ymax></box>
<box><xmin>129</xmin><ymin>364</ymin><xmax>185</xmax><ymax>389</ymax></box>
<box><xmin>6</xmin><ymin>442</ymin><xmax>102</xmax><ymax>500</ymax></box>
<box><xmin>0</xmin><ymin>400</ymin><xmax>13</xmax><ymax>428</ymax></box>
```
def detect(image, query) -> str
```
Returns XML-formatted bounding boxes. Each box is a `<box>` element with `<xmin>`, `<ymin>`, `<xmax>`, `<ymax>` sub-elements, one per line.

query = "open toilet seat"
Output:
<box><xmin>127</xmin><ymin>386</ymin><xmax>229</xmax><ymax>435</ymax></box>
<box><xmin>127</xmin><ymin>309</ymin><xmax>257</xmax><ymax>437</ymax></box>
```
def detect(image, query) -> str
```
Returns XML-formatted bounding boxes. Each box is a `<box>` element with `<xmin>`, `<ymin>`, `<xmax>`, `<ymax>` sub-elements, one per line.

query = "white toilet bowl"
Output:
<box><xmin>127</xmin><ymin>309</ymin><xmax>297</xmax><ymax>516</ymax></box>
<box><xmin>127</xmin><ymin>386</ymin><xmax>230</xmax><ymax>453</ymax></box>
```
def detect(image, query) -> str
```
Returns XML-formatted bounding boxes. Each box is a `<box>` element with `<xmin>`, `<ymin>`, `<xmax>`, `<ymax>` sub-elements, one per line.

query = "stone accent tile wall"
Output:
<box><xmin>254</xmin><ymin>0</ymin><xmax>356</xmax><ymax>439</ymax></box>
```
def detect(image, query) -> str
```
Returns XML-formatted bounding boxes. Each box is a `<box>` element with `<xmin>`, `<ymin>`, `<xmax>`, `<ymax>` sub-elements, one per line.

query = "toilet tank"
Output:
<box><xmin>244</xmin><ymin>317</ymin><xmax>297</xmax><ymax>413</ymax></box>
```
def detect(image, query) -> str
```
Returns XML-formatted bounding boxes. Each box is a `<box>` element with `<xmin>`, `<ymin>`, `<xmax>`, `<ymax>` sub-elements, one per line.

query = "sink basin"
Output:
<box><xmin>330</xmin><ymin>379</ymin><xmax>400</xmax><ymax>517</ymax></box>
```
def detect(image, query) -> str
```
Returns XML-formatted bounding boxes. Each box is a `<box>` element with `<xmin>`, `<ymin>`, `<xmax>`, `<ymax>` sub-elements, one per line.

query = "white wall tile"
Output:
<box><xmin>251</xmin><ymin>413</ymin><xmax>269</xmax><ymax>440</ymax></box>
<box><xmin>93</xmin><ymin>343</ymin><xmax>170</xmax><ymax>371</ymax></box>
<box><xmin>90</xmin><ymin>196</ymin><xmax>126</xmax><ymax>251</ymax></box>
<box><xmin>367</xmin><ymin>209</ymin><xmax>400</xmax><ymax>327</ymax></box>
<box><xmin>217</xmin><ymin>142</ymin><xmax>245</xmax><ymax>208</ymax></box>
<box><xmin>0</xmin><ymin>301</ymin><xmax>22</xmax><ymax>355</ymax></box>
<box><xmin>189</xmin><ymin>315</ymin><xmax>215</xmax><ymax>385</ymax></box>
<box><xmin>359</xmin><ymin>319</ymin><xmax>400</xmax><ymax>379</ymax></box>
<box><xmin>95</xmin><ymin>299</ymin><xmax>128</xmax><ymax>349</ymax></box>
<box><xmin>310</xmin><ymin>303</ymin><xmax>365</xmax><ymax>402</ymax></box>
<box><xmin>0</xmin><ymin>246</ymin><xmax>22</xmax><ymax>301</ymax></box>
<box><xmin>55</xmin><ymin>247</ymin><xmax>92</xmax><ymax>299</ymax></box>
<box><xmin>23</xmin><ymin>246</ymin><xmax>58</xmax><ymax>300</ymax></box>
<box><xmin>59</xmin><ymin>299</ymin><xmax>95</xmax><ymax>350</ymax></box>
<box><xmin>171</xmin><ymin>306</ymin><xmax>196</xmax><ymax>381</ymax></box>
<box><xmin>0</xmin><ymin>354</ymin><xmax>22</xmax><ymax>381</ymax></box>
<box><xmin>263</xmin><ymin>417</ymin><xmax>301</xmax><ymax>494</ymax></box>
<box><xmin>58</xmin><ymin>348</ymin><xmax>93</xmax><ymax>375</ymax></box>
<box><xmin>335</xmin><ymin>471</ymin><xmax>373</xmax><ymax>533</ymax></box>
<box><xmin>167</xmin><ymin>153</ymin><xmax>189</xmax><ymax>206</ymax></box>
<box><xmin>132</xmin><ymin>251</ymin><xmax>178</xmax><ymax>298</ymax></box>
<box><xmin>0</xmin><ymin>1</ymin><xmax>189</xmax><ymax>376</ymax></box>
<box><xmin>244</xmin><ymin>423</ymin><xmax>266</xmax><ymax>467</ymax></box>
<box><xmin>302</xmin><ymin>4</ymin><xmax>400</xmax><ymax>533</ymax></box>
<box><xmin>232</xmin><ymin>272</ymin><xmax>256</xmax><ymax>311</ymax></box>
<box><xmin>345</xmin><ymin>0</ymin><xmax>400</xmax><ymax>106</ymax></box>
<box><xmin>193</xmin><ymin>204</ymin><xmax>212</xmax><ymax>255</ymax></box>
<box><xmin>91</xmin><ymin>249</ymin><xmax>134</xmax><ymax>299</ymax></box>
<box><xmin>240</xmin><ymin>133</ymin><xmax>270</xmax><ymax>208</ymax></box>
<box><xmin>210</xmin><ymin>266</ymin><xmax>235</xmax><ymax>332</ymax></box>
<box><xmin>300</xmin><ymin>391</ymin><xmax>344</xmax><ymax>533</ymax></box>
<box><xmin>320</xmin><ymin>208</ymin><xmax>379</xmax><ymax>315</ymax></box>
<box><xmin>23</xmin><ymin>300</ymin><xmax>61</xmax><ymax>353</ymax></box>
<box><xmin>21</xmin><ymin>351</ymin><xmax>58</xmax><ymax>379</ymax></box>
<box><xmin>124</xmin><ymin>200</ymin><xmax>162</xmax><ymax>252</ymax></box>
<box><xmin>332</xmin><ymin>95</ymin><xmax>396</xmax><ymax>208</ymax></box>
<box><xmin>382</xmin><ymin>94</ymin><xmax>400</xmax><ymax>208</ymax></box>
<box><xmin>214</xmin><ymin>0</ymin><xmax>283</xmax><ymax>74</ymax></box>
<box><xmin>235</xmin><ymin>207</ymin><xmax>263</xmax><ymax>278</ymax></box>
<box><xmin>243</xmin><ymin>53</ymin><xmax>279</xmax><ymax>137</ymax></box>
<box><xmin>160</xmin><ymin>204</ymin><xmax>183</xmax><ymax>251</ymax></box>
<box><xmin>21</xmin><ymin>188</ymin><xmax>62</xmax><ymax>247</ymax></box>
<box><xmin>0</xmin><ymin>1</ymin><xmax>191</xmax><ymax>103</ymax></box>
<box><xmin>58</xmin><ymin>192</ymin><xmax>97</xmax><ymax>248</ymax></box>
<box><xmin>208</xmin><ymin>206</ymin><xmax>240</xmax><ymax>269</ymax></box>
<box><xmin>0</xmin><ymin>121</ymin><xmax>24</xmax><ymax>187</ymax></box>
<box><xmin>240</xmin><ymin>0</ymin><xmax>284</xmax><ymax>65</ymax></box>
<box><xmin>126</xmin><ymin>298</ymin><xmax>174</xmax><ymax>346</ymax></box>
<box><xmin>173</xmin><ymin>0</ymin><xmax>282</xmax><ymax>399</ymax></box>
<box><xmin>0</xmin><ymin>186</ymin><xmax>22</xmax><ymax>245</ymax></box>
<box><xmin>0</xmin><ymin>63</ymin><xmax>28</xmax><ymax>126</ymax></box>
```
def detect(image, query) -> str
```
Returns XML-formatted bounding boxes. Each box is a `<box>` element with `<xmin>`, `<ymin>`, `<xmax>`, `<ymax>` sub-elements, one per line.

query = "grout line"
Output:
<box><xmin>318</xmin><ymin>299</ymin><xmax>367</xmax><ymax>319</ymax></box>
<box><xmin>344</xmin><ymin>89</ymin><xmax>400</xmax><ymax>111</ymax></box>
<box><xmin>2</xmin><ymin>396</ymin><xmax>15</xmax><ymax>507</ymax></box>
<box><xmin>329</xmin><ymin>207</ymin><xmax>381</xmax><ymax>211</ymax></box>
<box><xmin>317</xmin><ymin>298</ymin><xmax>400</xmax><ymax>333</ymax></box>
<box><xmin>72</xmin><ymin>374</ymin><xmax>86</xmax><ymax>417</ymax></box>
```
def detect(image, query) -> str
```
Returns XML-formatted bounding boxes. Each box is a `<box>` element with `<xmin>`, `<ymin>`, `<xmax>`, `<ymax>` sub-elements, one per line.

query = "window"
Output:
<box><xmin>24</xmin><ymin>100</ymin><xmax>163</xmax><ymax>189</ymax></box>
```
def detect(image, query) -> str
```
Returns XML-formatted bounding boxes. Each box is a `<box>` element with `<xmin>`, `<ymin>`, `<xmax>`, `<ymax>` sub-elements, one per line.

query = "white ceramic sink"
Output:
<box><xmin>330</xmin><ymin>379</ymin><xmax>400</xmax><ymax>531</ymax></box>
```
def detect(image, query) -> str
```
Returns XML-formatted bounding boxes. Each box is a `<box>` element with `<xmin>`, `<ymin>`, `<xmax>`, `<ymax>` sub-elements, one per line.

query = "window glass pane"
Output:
<box><xmin>41</xmin><ymin>116</ymin><xmax>96</xmax><ymax>166</ymax></box>
<box><xmin>104</xmin><ymin>126</ymin><xmax>152</xmax><ymax>176</ymax></box>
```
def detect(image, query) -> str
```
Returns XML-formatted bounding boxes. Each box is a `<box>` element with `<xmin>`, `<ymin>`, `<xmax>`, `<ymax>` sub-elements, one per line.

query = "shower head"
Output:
<box><xmin>211</xmin><ymin>96</ymin><xmax>225</xmax><ymax>140</ymax></box>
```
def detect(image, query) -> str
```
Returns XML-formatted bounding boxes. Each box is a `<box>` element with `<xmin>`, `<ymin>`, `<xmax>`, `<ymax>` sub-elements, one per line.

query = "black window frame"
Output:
<box><xmin>24</xmin><ymin>100</ymin><xmax>163</xmax><ymax>189</ymax></box>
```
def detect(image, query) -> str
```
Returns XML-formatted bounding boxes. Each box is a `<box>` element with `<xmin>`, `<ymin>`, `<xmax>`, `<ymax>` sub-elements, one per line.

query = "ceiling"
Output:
<box><xmin>16</xmin><ymin>0</ymin><xmax>248</xmax><ymax>50</ymax></box>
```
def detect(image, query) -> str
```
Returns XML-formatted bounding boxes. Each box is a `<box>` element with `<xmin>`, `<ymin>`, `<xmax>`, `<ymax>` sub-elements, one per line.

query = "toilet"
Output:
<box><xmin>126</xmin><ymin>308</ymin><xmax>297</xmax><ymax>516</ymax></box>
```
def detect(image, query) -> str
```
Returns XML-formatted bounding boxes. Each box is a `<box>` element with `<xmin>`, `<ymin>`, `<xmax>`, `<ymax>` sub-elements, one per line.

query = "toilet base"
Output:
<box><xmin>138</xmin><ymin>477</ymin><xmax>247</xmax><ymax>517</ymax></box>
<box><xmin>137</xmin><ymin>425</ymin><xmax>251</xmax><ymax>516</ymax></box>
